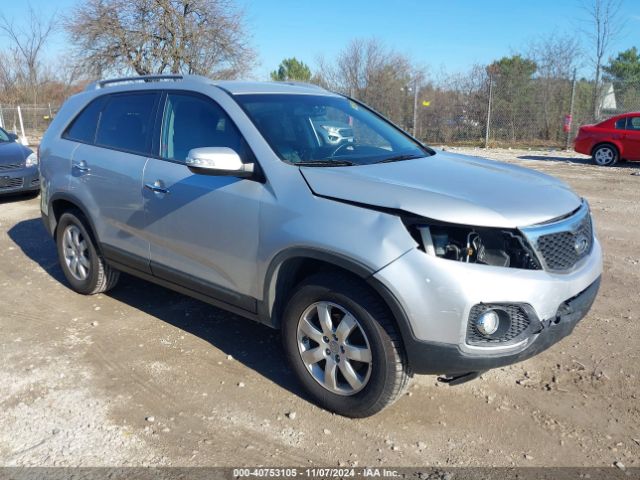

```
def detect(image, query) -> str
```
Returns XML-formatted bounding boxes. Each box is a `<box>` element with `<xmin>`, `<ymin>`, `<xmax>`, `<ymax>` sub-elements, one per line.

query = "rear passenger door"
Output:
<box><xmin>69</xmin><ymin>92</ymin><xmax>160</xmax><ymax>272</ymax></box>
<box><xmin>142</xmin><ymin>91</ymin><xmax>263</xmax><ymax>311</ymax></box>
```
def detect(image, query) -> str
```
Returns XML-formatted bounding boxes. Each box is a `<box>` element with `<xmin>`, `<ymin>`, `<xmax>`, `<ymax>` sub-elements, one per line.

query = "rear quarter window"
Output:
<box><xmin>614</xmin><ymin>118</ymin><xmax>627</xmax><ymax>130</ymax></box>
<box><xmin>63</xmin><ymin>97</ymin><xmax>106</xmax><ymax>144</ymax></box>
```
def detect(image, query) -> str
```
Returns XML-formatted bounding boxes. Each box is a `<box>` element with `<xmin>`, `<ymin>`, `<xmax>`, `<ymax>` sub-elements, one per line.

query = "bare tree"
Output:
<box><xmin>527</xmin><ymin>34</ymin><xmax>583</xmax><ymax>139</ymax></box>
<box><xmin>64</xmin><ymin>0</ymin><xmax>256</xmax><ymax>79</ymax></box>
<box><xmin>315</xmin><ymin>38</ymin><xmax>419</xmax><ymax>129</ymax></box>
<box><xmin>0</xmin><ymin>4</ymin><xmax>57</xmax><ymax>104</ymax></box>
<box><xmin>582</xmin><ymin>0</ymin><xmax>624</xmax><ymax>118</ymax></box>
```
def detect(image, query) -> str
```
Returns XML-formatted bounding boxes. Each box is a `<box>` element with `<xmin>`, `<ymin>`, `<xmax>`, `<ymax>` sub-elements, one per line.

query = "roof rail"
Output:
<box><xmin>85</xmin><ymin>74</ymin><xmax>187</xmax><ymax>91</ymax></box>
<box><xmin>273</xmin><ymin>81</ymin><xmax>326</xmax><ymax>90</ymax></box>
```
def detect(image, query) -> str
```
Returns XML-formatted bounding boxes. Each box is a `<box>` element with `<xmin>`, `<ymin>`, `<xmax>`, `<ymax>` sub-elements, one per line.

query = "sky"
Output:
<box><xmin>1</xmin><ymin>0</ymin><xmax>639</xmax><ymax>80</ymax></box>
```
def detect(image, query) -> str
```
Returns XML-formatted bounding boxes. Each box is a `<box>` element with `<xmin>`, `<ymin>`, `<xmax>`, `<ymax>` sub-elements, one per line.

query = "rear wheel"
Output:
<box><xmin>592</xmin><ymin>144</ymin><xmax>619</xmax><ymax>166</ymax></box>
<box><xmin>282</xmin><ymin>272</ymin><xmax>410</xmax><ymax>417</ymax></box>
<box><xmin>56</xmin><ymin>210</ymin><xmax>119</xmax><ymax>295</ymax></box>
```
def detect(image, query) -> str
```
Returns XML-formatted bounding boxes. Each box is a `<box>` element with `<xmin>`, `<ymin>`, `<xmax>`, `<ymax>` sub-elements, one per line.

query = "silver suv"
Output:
<box><xmin>40</xmin><ymin>75</ymin><xmax>602</xmax><ymax>417</ymax></box>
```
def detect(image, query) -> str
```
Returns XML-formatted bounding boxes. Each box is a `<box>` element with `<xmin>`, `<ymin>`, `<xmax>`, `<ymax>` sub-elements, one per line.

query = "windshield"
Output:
<box><xmin>0</xmin><ymin>128</ymin><xmax>10</xmax><ymax>143</ymax></box>
<box><xmin>234</xmin><ymin>94</ymin><xmax>431</xmax><ymax>166</ymax></box>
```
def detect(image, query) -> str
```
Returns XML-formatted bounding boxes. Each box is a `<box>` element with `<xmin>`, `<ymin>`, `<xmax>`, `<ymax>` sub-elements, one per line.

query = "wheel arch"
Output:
<box><xmin>49</xmin><ymin>193</ymin><xmax>101</xmax><ymax>250</ymax></box>
<box><xmin>591</xmin><ymin>141</ymin><xmax>622</xmax><ymax>158</ymax></box>
<box><xmin>260</xmin><ymin>248</ymin><xmax>414</xmax><ymax>357</ymax></box>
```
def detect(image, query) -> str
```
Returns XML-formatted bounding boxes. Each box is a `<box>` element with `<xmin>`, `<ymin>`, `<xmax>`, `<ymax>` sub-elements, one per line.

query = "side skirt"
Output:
<box><xmin>103</xmin><ymin>246</ymin><xmax>263</xmax><ymax>325</ymax></box>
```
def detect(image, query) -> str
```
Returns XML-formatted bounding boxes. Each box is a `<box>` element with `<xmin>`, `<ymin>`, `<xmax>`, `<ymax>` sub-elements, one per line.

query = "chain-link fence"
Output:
<box><xmin>3</xmin><ymin>79</ymin><xmax>639</xmax><ymax>150</ymax></box>
<box><xmin>416</xmin><ymin>78</ymin><xmax>640</xmax><ymax>149</ymax></box>
<box><xmin>0</xmin><ymin>104</ymin><xmax>57</xmax><ymax>145</ymax></box>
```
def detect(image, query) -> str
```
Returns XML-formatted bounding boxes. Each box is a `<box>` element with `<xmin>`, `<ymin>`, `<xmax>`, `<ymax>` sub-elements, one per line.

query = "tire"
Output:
<box><xmin>592</xmin><ymin>144</ymin><xmax>619</xmax><ymax>166</ymax></box>
<box><xmin>282</xmin><ymin>272</ymin><xmax>410</xmax><ymax>417</ymax></box>
<box><xmin>55</xmin><ymin>210</ymin><xmax>119</xmax><ymax>295</ymax></box>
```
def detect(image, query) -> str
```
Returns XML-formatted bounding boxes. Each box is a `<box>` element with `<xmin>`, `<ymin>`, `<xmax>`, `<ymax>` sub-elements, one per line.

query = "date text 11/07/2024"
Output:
<box><xmin>232</xmin><ymin>467</ymin><xmax>400</xmax><ymax>478</ymax></box>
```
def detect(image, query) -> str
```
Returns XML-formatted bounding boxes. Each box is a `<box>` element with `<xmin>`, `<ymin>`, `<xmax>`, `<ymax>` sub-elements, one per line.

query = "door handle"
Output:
<box><xmin>72</xmin><ymin>160</ymin><xmax>90</xmax><ymax>172</ymax></box>
<box><xmin>144</xmin><ymin>181</ymin><xmax>170</xmax><ymax>194</ymax></box>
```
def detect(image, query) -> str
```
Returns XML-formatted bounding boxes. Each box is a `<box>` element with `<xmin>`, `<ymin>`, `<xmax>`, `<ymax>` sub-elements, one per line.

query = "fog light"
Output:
<box><xmin>476</xmin><ymin>310</ymin><xmax>500</xmax><ymax>336</ymax></box>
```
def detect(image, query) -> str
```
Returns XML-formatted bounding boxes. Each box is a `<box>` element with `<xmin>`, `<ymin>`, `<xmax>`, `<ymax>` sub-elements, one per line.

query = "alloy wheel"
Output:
<box><xmin>296</xmin><ymin>301</ymin><xmax>372</xmax><ymax>396</ymax></box>
<box><xmin>594</xmin><ymin>146</ymin><xmax>616</xmax><ymax>166</ymax></box>
<box><xmin>62</xmin><ymin>224</ymin><xmax>90</xmax><ymax>281</ymax></box>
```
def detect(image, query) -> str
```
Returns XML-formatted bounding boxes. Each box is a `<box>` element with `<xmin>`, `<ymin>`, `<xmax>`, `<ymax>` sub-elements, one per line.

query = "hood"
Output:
<box><xmin>0</xmin><ymin>141</ymin><xmax>30</xmax><ymax>166</ymax></box>
<box><xmin>300</xmin><ymin>150</ymin><xmax>582</xmax><ymax>228</ymax></box>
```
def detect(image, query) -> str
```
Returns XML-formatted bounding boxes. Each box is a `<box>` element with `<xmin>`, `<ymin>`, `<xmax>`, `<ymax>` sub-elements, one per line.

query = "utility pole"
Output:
<box><xmin>566</xmin><ymin>69</ymin><xmax>577</xmax><ymax>151</ymax></box>
<box><xmin>485</xmin><ymin>72</ymin><xmax>493</xmax><ymax>148</ymax></box>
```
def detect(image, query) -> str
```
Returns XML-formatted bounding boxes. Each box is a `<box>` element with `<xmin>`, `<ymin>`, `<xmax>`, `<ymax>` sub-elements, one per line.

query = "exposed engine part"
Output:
<box><xmin>409</xmin><ymin>221</ymin><xmax>541</xmax><ymax>270</ymax></box>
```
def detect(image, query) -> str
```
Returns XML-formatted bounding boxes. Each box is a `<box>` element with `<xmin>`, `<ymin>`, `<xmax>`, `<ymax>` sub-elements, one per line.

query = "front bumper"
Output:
<box><xmin>373</xmin><ymin>238</ymin><xmax>603</xmax><ymax>375</ymax></box>
<box><xmin>0</xmin><ymin>166</ymin><xmax>39</xmax><ymax>195</ymax></box>
<box><xmin>404</xmin><ymin>277</ymin><xmax>600</xmax><ymax>375</ymax></box>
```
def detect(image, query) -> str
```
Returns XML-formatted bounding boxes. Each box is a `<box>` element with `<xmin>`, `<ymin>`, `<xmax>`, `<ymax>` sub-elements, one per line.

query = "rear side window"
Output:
<box><xmin>95</xmin><ymin>93</ymin><xmax>157</xmax><ymax>155</ymax></box>
<box><xmin>64</xmin><ymin>97</ymin><xmax>105</xmax><ymax>144</ymax></box>
<box><xmin>615</xmin><ymin>118</ymin><xmax>627</xmax><ymax>130</ymax></box>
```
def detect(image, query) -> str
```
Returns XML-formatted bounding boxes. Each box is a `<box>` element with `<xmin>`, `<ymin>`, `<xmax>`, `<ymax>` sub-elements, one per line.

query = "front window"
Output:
<box><xmin>160</xmin><ymin>93</ymin><xmax>246</xmax><ymax>162</ymax></box>
<box><xmin>234</xmin><ymin>94</ymin><xmax>431</xmax><ymax>166</ymax></box>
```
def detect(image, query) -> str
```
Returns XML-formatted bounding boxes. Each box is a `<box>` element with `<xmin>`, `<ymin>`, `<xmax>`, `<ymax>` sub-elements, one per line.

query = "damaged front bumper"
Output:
<box><xmin>373</xmin><ymin>237</ymin><xmax>603</xmax><ymax>376</ymax></box>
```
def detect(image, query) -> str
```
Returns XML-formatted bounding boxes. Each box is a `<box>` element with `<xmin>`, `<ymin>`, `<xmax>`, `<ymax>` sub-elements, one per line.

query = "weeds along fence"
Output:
<box><xmin>0</xmin><ymin>104</ymin><xmax>56</xmax><ymax>146</ymax></box>
<box><xmin>414</xmin><ymin>78</ymin><xmax>640</xmax><ymax>149</ymax></box>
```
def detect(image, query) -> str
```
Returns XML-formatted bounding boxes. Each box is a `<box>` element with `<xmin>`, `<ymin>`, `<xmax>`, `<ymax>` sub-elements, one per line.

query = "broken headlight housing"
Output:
<box><xmin>404</xmin><ymin>219</ymin><xmax>541</xmax><ymax>270</ymax></box>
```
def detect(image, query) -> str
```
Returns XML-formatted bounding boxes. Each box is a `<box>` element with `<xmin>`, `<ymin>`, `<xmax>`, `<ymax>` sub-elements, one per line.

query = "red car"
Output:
<box><xmin>574</xmin><ymin>112</ymin><xmax>640</xmax><ymax>166</ymax></box>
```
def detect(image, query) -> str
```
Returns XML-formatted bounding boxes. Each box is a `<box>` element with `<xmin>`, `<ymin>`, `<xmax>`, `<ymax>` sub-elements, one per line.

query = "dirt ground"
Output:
<box><xmin>0</xmin><ymin>148</ymin><xmax>639</xmax><ymax>468</ymax></box>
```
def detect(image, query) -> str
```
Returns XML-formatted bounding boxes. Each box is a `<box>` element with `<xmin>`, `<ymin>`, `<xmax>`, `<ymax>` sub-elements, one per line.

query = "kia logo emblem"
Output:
<box><xmin>574</xmin><ymin>234</ymin><xmax>589</xmax><ymax>255</ymax></box>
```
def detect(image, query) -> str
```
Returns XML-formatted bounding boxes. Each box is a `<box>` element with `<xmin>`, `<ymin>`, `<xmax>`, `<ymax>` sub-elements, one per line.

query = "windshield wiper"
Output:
<box><xmin>376</xmin><ymin>154</ymin><xmax>424</xmax><ymax>164</ymax></box>
<box><xmin>295</xmin><ymin>160</ymin><xmax>357</xmax><ymax>167</ymax></box>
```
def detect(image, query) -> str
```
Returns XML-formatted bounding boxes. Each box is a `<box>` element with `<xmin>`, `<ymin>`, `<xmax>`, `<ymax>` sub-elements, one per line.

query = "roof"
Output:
<box><xmin>85</xmin><ymin>74</ymin><xmax>336</xmax><ymax>96</ymax></box>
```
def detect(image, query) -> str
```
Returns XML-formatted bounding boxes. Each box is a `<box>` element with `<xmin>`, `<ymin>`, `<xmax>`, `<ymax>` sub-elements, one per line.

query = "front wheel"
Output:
<box><xmin>282</xmin><ymin>272</ymin><xmax>410</xmax><ymax>417</ymax></box>
<box><xmin>592</xmin><ymin>144</ymin><xmax>619</xmax><ymax>166</ymax></box>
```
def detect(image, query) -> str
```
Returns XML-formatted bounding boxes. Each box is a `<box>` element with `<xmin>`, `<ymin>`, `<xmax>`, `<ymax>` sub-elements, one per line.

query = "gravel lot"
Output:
<box><xmin>0</xmin><ymin>148</ymin><xmax>639</xmax><ymax>468</ymax></box>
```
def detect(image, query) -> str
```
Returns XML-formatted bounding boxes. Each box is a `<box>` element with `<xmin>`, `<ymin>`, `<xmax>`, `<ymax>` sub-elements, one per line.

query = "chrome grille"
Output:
<box><xmin>537</xmin><ymin>216</ymin><xmax>593</xmax><ymax>271</ymax></box>
<box><xmin>522</xmin><ymin>203</ymin><xmax>594</xmax><ymax>273</ymax></box>
<box><xmin>0</xmin><ymin>163</ymin><xmax>23</xmax><ymax>171</ymax></box>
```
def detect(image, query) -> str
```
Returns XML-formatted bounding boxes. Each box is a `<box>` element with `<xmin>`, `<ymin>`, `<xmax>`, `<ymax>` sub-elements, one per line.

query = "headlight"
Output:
<box><xmin>406</xmin><ymin>220</ymin><xmax>541</xmax><ymax>270</ymax></box>
<box><xmin>25</xmin><ymin>152</ymin><xmax>38</xmax><ymax>167</ymax></box>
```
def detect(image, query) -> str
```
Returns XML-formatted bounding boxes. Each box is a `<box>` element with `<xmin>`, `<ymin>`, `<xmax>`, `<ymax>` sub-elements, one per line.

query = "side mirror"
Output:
<box><xmin>185</xmin><ymin>147</ymin><xmax>254</xmax><ymax>177</ymax></box>
<box><xmin>8</xmin><ymin>133</ymin><xmax>18</xmax><ymax>142</ymax></box>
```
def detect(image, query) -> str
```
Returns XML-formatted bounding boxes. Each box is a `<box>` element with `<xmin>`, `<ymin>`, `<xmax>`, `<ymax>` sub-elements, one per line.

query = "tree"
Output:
<box><xmin>604</xmin><ymin>47</ymin><xmax>640</xmax><ymax>83</ymax></box>
<box><xmin>0</xmin><ymin>4</ymin><xmax>57</xmax><ymax>104</ymax></box>
<box><xmin>604</xmin><ymin>47</ymin><xmax>640</xmax><ymax>110</ymax></box>
<box><xmin>527</xmin><ymin>34</ymin><xmax>582</xmax><ymax>140</ymax></box>
<box><xmin>487</xmin><ymin>55</ymin><xmax>538</xmax><ymax>141</ymax></box>
<box><xmin>314</xmin><ymin>38</ymin><xmax>419</xmax><ymax>129</ymax></box>
<box><xmin>270</xmin><ymin>58</ymin><xmax>312</xmax><ymax>82</ymax></box>
<box><xmin>582</xmin><ymin>0</ymin><xmax>624</xmax><ymax>118</ymax></box>
<box><xmin>64</xmin><ymin>0</ymin><xmax>256</xmax><ymax>78</ymax></box>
